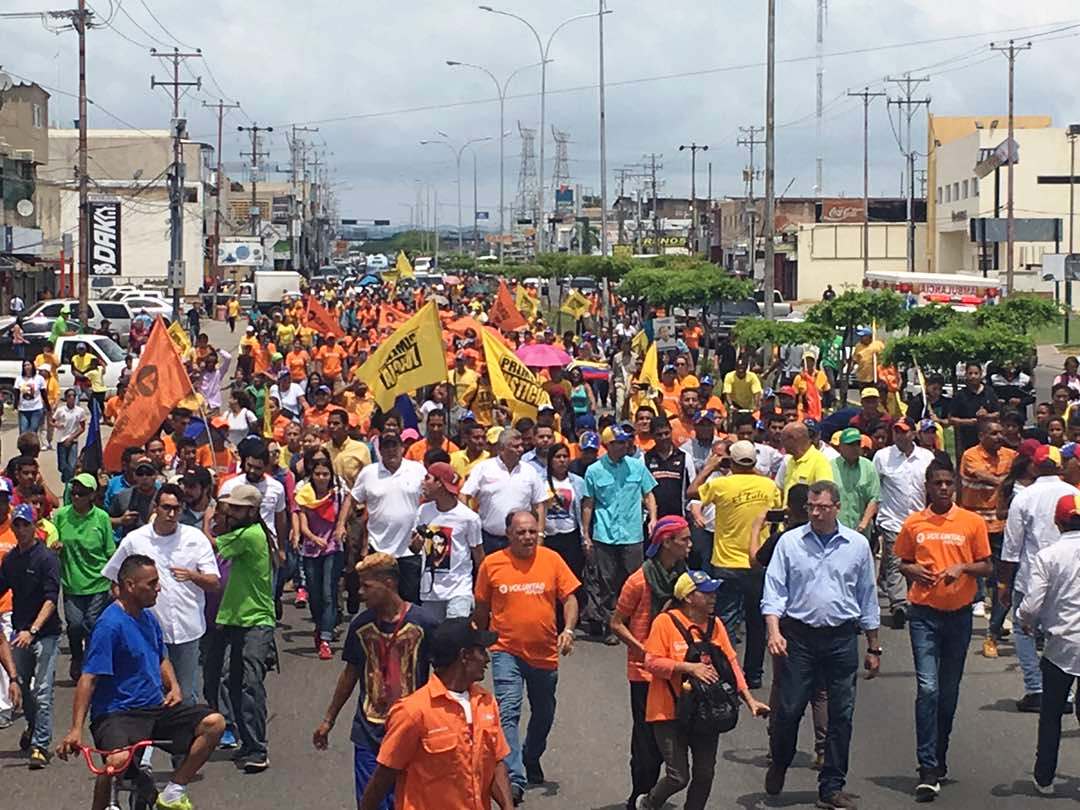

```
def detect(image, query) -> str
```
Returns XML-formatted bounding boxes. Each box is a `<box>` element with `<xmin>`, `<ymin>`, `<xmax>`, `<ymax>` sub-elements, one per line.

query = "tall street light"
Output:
<box><xmin>1066</xmin><ymin>123</ymin><xmax>1080</xmax><ymax>342</ymax></box>
<box><xmin>421</xmin><ymin>135</ymin><xmax>494</xmax><ymax>251</ymax></box>
<box><xmin>678</xmin><ymin>142</ymin><xmax>708</xmax><ymax>254</ymax></box>
<box><xmin>446</xmin><ymin>60</ymin><xmax>541</xmax><ymax>263</ymax></box>
<box><xmin>479</xmin><ymin>4</ymin><xmax>612</xmax><ymax>255</ymax></box>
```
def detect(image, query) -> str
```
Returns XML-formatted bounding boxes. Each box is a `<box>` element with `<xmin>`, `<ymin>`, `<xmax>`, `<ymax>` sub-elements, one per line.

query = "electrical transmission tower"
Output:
<box><xmin>552</xmin><ymin>126</ymin><xmax>571</xmax><ymax>213</ymax></box>
<box><xmin>815</xmin><ymin>0</ymin><xmax>828</xmax><ymax>196</ymax></box>
<box><xmin>515</xmin><ymin>122</ymin><xmax>539</xmax><ymax>230</ymax></box>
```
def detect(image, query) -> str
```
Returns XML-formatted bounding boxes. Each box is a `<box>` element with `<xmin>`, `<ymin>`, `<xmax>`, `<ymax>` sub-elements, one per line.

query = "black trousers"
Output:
<box><xmin>628</xmin><ymin>680</ymin><xmax>662</xmax><ymax>807</ymax></box>
<box><xmin>1035</xmin><ymin>657</ymin><xmax>1076</xmax><ymax>787</ymax></box>
<box><xmin>397</xmin><ymin>554</ymin><xmax>421</xmax><ymax>604</ymax></box>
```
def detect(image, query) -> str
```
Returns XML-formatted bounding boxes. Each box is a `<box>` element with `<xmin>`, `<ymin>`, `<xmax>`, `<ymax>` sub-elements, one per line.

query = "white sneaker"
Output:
<box><xmin>972</xmin><ymin>602</ymin><xmax>987</xmax><ymax>618</ymax></box>
<box><xmin>1033</xmin><ymin>778</ymin><xmax>1054</xmax><ymax>796</ymax></box>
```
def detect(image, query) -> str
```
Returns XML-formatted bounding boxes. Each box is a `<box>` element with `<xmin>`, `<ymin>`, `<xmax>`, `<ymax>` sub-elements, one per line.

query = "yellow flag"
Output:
<box><xmin>167</xmin><ymin>320</ymin><xmax>194</xmax><ymax>362</ymax></box>
<box><xmin>480</xmin><ymin>327</ymin><xmax>551</xmax><ymax>419</ymax></box>
<box><xmin>353</xmin><ymin>301</ymin><xmax>447</xmax><ymax>410</ymax></box>
<box><xmin>560</xmin><ymin>289</ymin><xmax>592</xmax><ymax>320</ymax></box>
<box><xmin>630</xmin><ymin>329</ymin><xmax>649</xmax><ymax>357</ymax></box>
<box><xmin>263</xmin><ymin>394</ymin><xmax>273</xmax><ymax>439</ymax></box>
<box><xmin>637</xmin><ymin>341</ymin><xmax>660</xmax><ymax>390</ymax></box>
<box><xmin>395</xmin><ymin>250</ymin><xmax>414</xmax><ymax>279</ymax></box>
<box><xmin>516</xmin><ymin>285</ymin><xmax>538</xmax><ymax>321</ymax></box>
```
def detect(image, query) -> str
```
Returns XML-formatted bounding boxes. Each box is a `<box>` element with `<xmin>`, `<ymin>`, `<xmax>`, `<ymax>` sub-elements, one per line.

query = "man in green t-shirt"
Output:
<box><xmin>830</xmin><ymin>428</ymin><xmax>880</xmax><ymax>538</ymax></box>
<box><xmin>52</xmin><ymin>473</ymin><xmax>114</xmax><ymax>680</ymax></box>
<box><xmin>204</xmin><ymin>483</ymin><xmax>276</xmax><ymax>774</ymax></box>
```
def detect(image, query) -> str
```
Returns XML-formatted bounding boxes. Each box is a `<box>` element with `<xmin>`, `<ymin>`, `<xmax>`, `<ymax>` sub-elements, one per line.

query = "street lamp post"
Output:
<box><xmin>1067</xmin><ymin>124</ymin><xmax>1080</xmax><ymax>342</ymax></box>
<box><xmin>479</xmin><ymin>5</ymin><xmax>611</xmax><ymax>255</ymax></box>
<box><xmin>421</xmin><ymin>135</ymin><xmax>493</xmax><ymax>252</ymax></box>
<box><xmin>446</xmin><ymin>60</ymin><xmax>540</xmax><ymax>263</ymax></box>
<box><xmin>678</xmin><ymin>142</ymin><xmax>708</xmax><ymax>254</ymax></box>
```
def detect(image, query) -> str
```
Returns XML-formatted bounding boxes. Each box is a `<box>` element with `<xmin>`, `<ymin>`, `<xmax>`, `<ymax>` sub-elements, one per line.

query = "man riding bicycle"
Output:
<box><xmin>56</xmin><ymin>554</ymin><xmax>225</xmax><ymax>810</ymax></box>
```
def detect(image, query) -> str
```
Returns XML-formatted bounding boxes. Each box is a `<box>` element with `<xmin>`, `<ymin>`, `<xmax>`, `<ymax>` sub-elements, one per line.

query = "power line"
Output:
<box><xmin>136</xmin><ymin>0</ymin><xmax>196</xmax><ymax>49</ymax></box>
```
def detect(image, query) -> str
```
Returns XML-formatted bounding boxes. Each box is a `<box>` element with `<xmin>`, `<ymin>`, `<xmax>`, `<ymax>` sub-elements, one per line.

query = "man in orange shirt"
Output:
<box><xmin>474</xmin><ymin>511</ymin><xmax>580</xmax><ymax>805</ymax></box>
<box><xmin>633</xmin><ymin>407</ymin><xmax>656</xmax><ymax>455</ymax></box>
<box><xmin>683</xmin><ymin>317</ymin><xmax>703</xmax><ymax>366</ymax></box>
<box><xmin>403</xmin><ymin>409</ymin><xmax>459</xmax><ymax>463</ymax></box>
<box><xmin>958</xmin><ymin>419</ymin><xmax>1016</xmax><ymax>656</ymax></box>
<box><xmin>658</xmin><ymin>365</ymin><xmax>682</xmax><ymax>416</ymax></box>
<box><xmin>896</xmin><ymin>460</ymin><xmax>992</xmax><ymax>803</ymax></box>
<box><xmin>669</xmin><ymin>388</ymin><xmax>699</xmax><ymax>447</ymax></box>
<box><xmin>303</xmin><ymin>386</ymin><xmax>335</xmax><ymax>432</ymax></box>
<box><xmin>285</xmin><ymin>339</ymin><xmax>310</xmax><ymax>386</ymax></box>
<box><xmin>316</xmin><ymin>334</ymin><xmax>348</xmax><ymax>388</ymax></box>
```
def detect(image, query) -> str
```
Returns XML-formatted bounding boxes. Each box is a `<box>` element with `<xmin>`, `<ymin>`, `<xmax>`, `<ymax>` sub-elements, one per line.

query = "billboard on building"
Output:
<box><xmin>271</xmin><ymin>196</ymin><xmax>292</xmax><ymax>225</ymax></box>
<box><xmin>88</xmin><ymin>198</ymin><xmax>121</xmax><ymax>276</ymax></box>
<box><xmin>217</xmin><ymin>238</ymin><xmax>266</xmax><ymax>267</ymax></box>
<box><xmin>819</xmin><ymin>198</ymin><xmax>866</xmax><ymax>224</ymax></box>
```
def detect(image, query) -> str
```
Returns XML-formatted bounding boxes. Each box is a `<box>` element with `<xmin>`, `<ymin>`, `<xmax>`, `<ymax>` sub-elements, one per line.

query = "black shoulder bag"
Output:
<box><xmin>665</xmin><ymin>612</ymin><xmax>740</xmax><ymax>735</ymax></box>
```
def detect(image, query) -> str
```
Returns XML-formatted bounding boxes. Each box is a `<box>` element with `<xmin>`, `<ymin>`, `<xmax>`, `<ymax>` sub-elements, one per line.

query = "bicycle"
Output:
<box><xmin>75</xmin><ymin>739</ymin><xmax>170</xmax><ymax>810</ymax></box>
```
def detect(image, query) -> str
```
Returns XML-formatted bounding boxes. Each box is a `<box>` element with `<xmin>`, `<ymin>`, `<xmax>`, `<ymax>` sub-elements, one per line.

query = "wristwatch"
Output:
<box><xmin>28</xmin><ymin>627</ymin><xmax>39</xmax><ymax>637</ymax></box>
<box><xmin>867</xmin><ymin>647</ymin><xmax>883</xmax><ymax>656</ymax></box>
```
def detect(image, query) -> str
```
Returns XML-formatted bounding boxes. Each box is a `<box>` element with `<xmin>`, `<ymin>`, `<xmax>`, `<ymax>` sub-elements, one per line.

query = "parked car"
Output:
<box><xmin>705</xmin><ymin>298</ymin><xmax>762</xmax><ymax>337</ymax></box>
<box><xmin>754</xmin><ymin>289</ymin><xmax>792</xmax><ymax>318</ymax></box>
<box><xmin>18</xmin><ymin>299</ymin><xmax>136</xmax><ymax>347</ymax></box>
<box><xmin>0</xmin><ymin>332</ymin><xmax>129</xmax><ymax>400</ymax></box>
<box><xmin>367</xmin><ymin>254</ymin><xmax>389</xmax><ymax>271</ymax></box>
<box><xmin>122</xmin><ymin>296</ymin><xmax>173</xmax><ymax>321</ymax></box>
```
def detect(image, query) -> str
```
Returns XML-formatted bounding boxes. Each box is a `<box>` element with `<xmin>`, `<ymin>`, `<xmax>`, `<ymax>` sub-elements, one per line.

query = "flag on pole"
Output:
<box><xmin>167</xmin><ymin>320</ymin><xmax>194</xmax><ymax>361</ymax></box>
<box><xmin>305</xmin><ymin>296</ymin><xmax>345</xmax><ymax>338</ymax></box>
<box><xmin>378</xmin><ymin>304</ymin><xmax>411</xmax><ymax>331</ymax></box>
<box><xmin>81</xmin><ymin>397</ymin><xmax>103</xmax><ymax>475</ymax></box>
<box><xmin>353</xmin><ymin>302</ymin><xmax>448</xmax><ymax>410</ymax></box>
<box><xmin>489</xmin><ymin>280</ymin><xmax>527</xmax><ymax>331</ymax></box>
<box><xmin>631</xmin><ymin>329</ymin><xmax>649</xmax><ymax>357</ymax></box>
<box><xmin>480</xmin><ymin>326</ymin><xmax>551</xmax><ymax>419</ymax></box>
<box><xmin>104</xmin><ymin>317</ymin><xmax>193</xmax><ymax>471</ymax></box>
<box><xmin>560</xmin><ymin>289</ymin><xmax>592</xmax><ymax>320</ymax></box>
<box><xmin>515</xmin><ymin>285</ymin><xmax>539</xmax><ymax>321</ymax></box>
<box><xmin>395</xmin><ymin>250</ymin><xmax>415</xmax><ymax>279</ymax></box>
<box><xmin>637</xmin><ymin>341</ymin><xmax>660</xmax><ymax>390</ymax></box>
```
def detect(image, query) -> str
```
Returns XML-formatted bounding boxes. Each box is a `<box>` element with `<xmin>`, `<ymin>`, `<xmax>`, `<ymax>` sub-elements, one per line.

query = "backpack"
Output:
<box><xmin>666</xmin><ymin>612</ymin><xmax>740</xmax><ymax>736</ymax></box>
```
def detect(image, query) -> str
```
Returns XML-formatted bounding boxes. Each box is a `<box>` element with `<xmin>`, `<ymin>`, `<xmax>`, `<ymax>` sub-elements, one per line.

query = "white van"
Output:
<box><xmin>0</xmin><ymin>333</ymin><xmax>129</xmax><ymax>401</ymax></box>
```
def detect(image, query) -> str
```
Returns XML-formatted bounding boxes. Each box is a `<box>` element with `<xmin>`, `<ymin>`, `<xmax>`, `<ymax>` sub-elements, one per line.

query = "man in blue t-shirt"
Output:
<box><xmin>56</xmin><ymin>555</ymin><xmax>225</xmax><ymax>810</ymax></box>
<box><xmin>312</xmin><ymin>552</ymin><xmax>437</xmax><ymax>810</ymax></box>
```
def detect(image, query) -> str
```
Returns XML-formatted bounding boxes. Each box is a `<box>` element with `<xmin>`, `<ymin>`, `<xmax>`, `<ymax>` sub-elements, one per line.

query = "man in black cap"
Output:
<box><xmin>356</xmin><ymin>618</ymin><xmax>513</xmax><ymax>810</ymax></box>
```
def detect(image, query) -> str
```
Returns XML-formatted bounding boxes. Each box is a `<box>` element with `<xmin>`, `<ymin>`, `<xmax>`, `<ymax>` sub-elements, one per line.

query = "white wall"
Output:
<box><xmin>796</xmin><ymin>222</ymin><xmax>927</xmax><ymax>299</ymax></box>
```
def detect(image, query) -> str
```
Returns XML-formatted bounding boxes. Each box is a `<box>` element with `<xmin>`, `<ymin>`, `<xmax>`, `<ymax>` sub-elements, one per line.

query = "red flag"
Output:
<box><xmin>489</xmin><ymin>280</ymin><xmax>527</xmax><ymax>331</ymax></box>
<box><xmin>104</xmin><ymin>317</ymin><xmax>193</xmax><ymax>471</ymax></box>
<box><xmin>304</xmin><ymin>296</ymin><xmax>345</xmax><ymax>338</ymax></box>
<box><xmin>377</xmin><ymin>304</ymin><xmax>411</xmax><ymax>331</ymax></box>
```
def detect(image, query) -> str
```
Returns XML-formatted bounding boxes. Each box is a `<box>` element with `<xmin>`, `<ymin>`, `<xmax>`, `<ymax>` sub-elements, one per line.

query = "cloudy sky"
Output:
<box><xmin>7</xmin><ymin>0</ymin><xmax>1080</xmax><ymax>228</ymax></box>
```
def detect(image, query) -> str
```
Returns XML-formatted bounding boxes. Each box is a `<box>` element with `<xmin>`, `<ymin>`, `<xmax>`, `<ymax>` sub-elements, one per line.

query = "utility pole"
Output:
<box><xmin>641</xmin><ymin>153</ymin><xmax>663</xmax><ymax>253</ymax></box>
<box><xmin>287</xmin><ymin>125</ymin><xmax>317</xmax><ymax>271</ymax></box>
<box><xmin>1067</xmin><ymin>124</ymin><xmax>1080</xmax><ymax>342</ymax></box>
<box><xmin>202</xmin><ymin>100</ymin><xmax>240</xmax><ymax>291</ymax></box>
<box><xmin>151</xmin><ymin>47</ymin><xmax>202</xmax><ymax>321</ymax></box>
<box><xmin>598</xmin><ymin>0</ymin><xmax>609</xmax><ymax>258</ymax></box>
<box><xmin>763</xmin><ymin>0</ymin><xmax>776</xmax><ymax>319</ymax></box>
<box><xmin>678</xmin><ymin>143</ymin><xmax>708</xmax><ymax>254</ymax></box>
<box><xmin>737</xmin><ymin>126</ymin><xmax>765</xmax><ymax>274</ymax></box>
<box><xmin>886</xmin><ymin>73</ymin><xmax>931</xmax><ymax>273</ymax></box>
<box><xmin>990</xmin><ymin>39</ymin><xmax>1031</xmax><ymax>296</ymax></box>
<box><xmin>848</xmin><ymin>88</ymin><xmax>886</xmax><ymax>278</ymax></box>
<box><xmin>238</xmin><ymin>124</ymin><xmax>273</xmax><ymax>244</ymax></box>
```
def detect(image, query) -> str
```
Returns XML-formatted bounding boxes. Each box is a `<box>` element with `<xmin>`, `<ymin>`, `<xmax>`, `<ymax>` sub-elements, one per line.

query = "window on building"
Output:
<box><xmin>972</xmin><ymin>177</ymin><xmax>979</xmax><ymax>197</ymax></box>
<box><xmin>962</xmin><ymin>179</ymin><xmax>969</xmax><ymax>199</ymax></box>
<box><xmin>953</xmin><ymin>182</ymin><xmax>960</xmax><ymax>202</ymax></box>
<box><xmin>31</xmin><ymin>104</ymin><xmax>43</xmax><ymax>129</ymax></box>
<box><xmin>936</xmin><ymin>186</ymin><xmax>942</xmax><ymax>204</ymax></box>
<box><xmin>944</xmin><ymin>186</ymin><xmax>951</xmax><ymax>203</ymax></box>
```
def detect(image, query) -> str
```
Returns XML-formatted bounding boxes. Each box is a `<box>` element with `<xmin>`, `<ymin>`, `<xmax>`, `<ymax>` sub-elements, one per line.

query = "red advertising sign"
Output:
<box><xmin>821</xmin><ymin>198</ymin><xmax>866</xmax><ymax>223</ymax></box>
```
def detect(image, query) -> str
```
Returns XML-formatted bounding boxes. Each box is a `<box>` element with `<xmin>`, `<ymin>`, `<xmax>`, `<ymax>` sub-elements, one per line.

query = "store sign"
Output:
<box><xmin>88</xmin><ymin>199</ymin><xmax>121</xmax><ymax>276</ymax></box>
<box><xmin>821</xmin><ymin>198</ymin><xmax>865</xmax><ymax>223</ymax></box>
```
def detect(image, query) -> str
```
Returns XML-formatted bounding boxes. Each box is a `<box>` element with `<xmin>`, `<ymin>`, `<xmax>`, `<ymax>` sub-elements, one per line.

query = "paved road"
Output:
<box><xmin>2</xmin><ymin>320</ymin><xmax>1076</xmax><ymax>808</ymax></box>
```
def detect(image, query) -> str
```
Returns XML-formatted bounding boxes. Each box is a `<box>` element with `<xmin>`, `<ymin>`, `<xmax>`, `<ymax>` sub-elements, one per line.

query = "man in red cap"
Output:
<box><xmin>1002</xmin><ymin>444</ymin><xmax>1079</xmax><ymax>713</ymax></box>
<box><xmin>609</xmin><ymin>516</ymin><xmax>691</xmax><ymax>810</ymax></box>
<box><xmin>1018</xmin><ymin>492</ymin><xmax>1080</xmax><ymax>796</ymax></box>
<box><xmin>412</xmin><ymin>463</ymin><xmax>483</xmax><ymax>622</ymax></box>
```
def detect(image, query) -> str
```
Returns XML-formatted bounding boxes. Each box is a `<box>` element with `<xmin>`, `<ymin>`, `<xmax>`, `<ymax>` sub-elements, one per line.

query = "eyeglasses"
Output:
<box><xmin>157</xmin><ymin>503</ymin><xmax>181</xmax><ymax>513</ymax></box>
<box><xmin>808</xmin><ymin>502</ymin><xmax>838</xmax><ymax>512</ymax></box>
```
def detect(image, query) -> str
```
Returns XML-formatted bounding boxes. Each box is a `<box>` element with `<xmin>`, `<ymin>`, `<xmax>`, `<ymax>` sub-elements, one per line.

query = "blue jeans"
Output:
<box><xmin>302</xmin><ymin>551</ymin><xmax>345</xmax><ymax>642</ymax></box>
<box><xmin>354</xmin><ymin>744</ymin><xmax>394</xmax><ymax>809</ymax></box>
<box><xmin>769</xmin><ymin>619</ymin><xmax>859</xmax><ymax>799</ymax></box>
<box><xmin>12</xmin><ymin>634</ymin><xmax>60</xmax><ymax>750</ymax></box>
<box><xmin>908</xmin><ymin>604</ymin><xmax>972</xmax><ymax>771</ymax></box>
<box><xmin>63</xmin><ymin>590</ymin><xmax>110</xmax><ymax>675</ymax></box>
<box><xmin>491</xmin><ymin>651</ymin><xmax>559</xmax><ymax>790</ymax></box>
<box><xmin>18</xmin><ymin>408</ymin><xmax>43</xmax><ymax>435</ymax></box>
<box><xmin>57</xmin><ymin>440</ymin><xmax>78</xmax><ymax>483</ymax></box>
<box><xmin>1013</xmin><ymin>594</ymin><xmax>1043</xmax><ymax>694</ymax></box>
<box><xmin>712</xmin><ymin>566</ymin><xmax>766</xmax><ymax>684</ymax></box>
<box><xmin>166</xmin><ymin>639</ymin><xmax>203</xmax><ymax>706</ymax></box>
<box><xmin>203</xmin><ymin>625</ymin><xmax>275</xmax><ymax>758</ymax></box>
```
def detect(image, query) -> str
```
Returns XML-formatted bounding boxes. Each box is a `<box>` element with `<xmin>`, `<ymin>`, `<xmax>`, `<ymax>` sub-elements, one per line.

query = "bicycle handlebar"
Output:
<box><xmin>77</xmin><ymin>740</ymin><xmax>170</xmax><ymax>777</ymax></box>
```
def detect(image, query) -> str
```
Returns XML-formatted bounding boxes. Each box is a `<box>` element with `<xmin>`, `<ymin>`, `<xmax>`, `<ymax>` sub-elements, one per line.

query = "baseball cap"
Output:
<box><xmin>803</xmin><ymin>417</ymin><xmax>820</xmax><ymax>435</ymax></box>
<box><xmin>218</xmin><ymin>483</ymin><xmax>262</xmax><ymax>508</ymax></box>
<box><xmin>645</xmin><ymin>515</ymin><xmax>689</xmax><ymax>559</ymax></box>
<box><xmin>673</xmin><ymin>570</ymin><xmax>722</xmax><ymax>601</ymax></box>
<box><xmin>271</xmin><ymin>352</ymin><xmax>283</xmax><ymax>361</ymax></box>
<box><xmin>72</xmin><ymin>472</ymin><xmax>98</xmax><ymax>492</ymax></box>
<box><xmin>182</xmin><ymin>467</ymin><xmax>212</xmax><ymax>490</ymax></box>
<box><xmin>601</xmin><ymin>424</ymin><xmax>634</xmax><ymax>444</ymax></box>
<box><xmin>918</xmin><ymin>419</ymin><xmax>938</xmax><ymax>433</ymax></box>
<box><xmin>1057</xmin><ymin>493</ymin><xmax>1080</xmax><ymax>524</ymax></box>
<box><xmin>700</xmin><ymin>375</ymin><xmax>714</xmax><ymax>387</ymax></box>
<box><xmin>1034</xmin><ymin>445</ymin><xmax>1063</xmax><ymax>468</ymax></box>
<box><xmin>860</xmin><ymin>387</ymin><xmax>880</xmax><ymax>399</ymax></box>
<box><xmin>400</xmin><ymin>428</ymin><xmax>420</xmax><ymax>442</ymax></box>
<box><xmin>838</xmin><ymin>427</ymin><xmax>862</xmax><ymax>445</ymax></box>
<box><xmin>430</xmin><ymin>617</ymin><xmax>499</xmax><ymax>668</ymax></box>
<box><xmin>1018</xmin><ymin>438</ymin><xmax>1043</xmax><ymax>459</ymax></box>
<box><xmin>693</xmin><ymin>409</ymin><xmax>717</xmax><ymax>425</ymax></box>
<box><xmin>579</xmin><ymin>431</ymin><xmax>600</xmax><ymax>451</ymax></box>
<box><xmin>1063</xmin><ymin>442</ymin><xmax>1080</xmax><ymax>462</ymax></box>
<box><xmin>0</xmin><ymin>479</ymin><xmax>12</xmax><ymax>497</ymax></box>
<box><xmin>11</xmin><ymin>503</ymin><xmax>35</xmax><ymax>524</ymax></box>
<box><xmin>427</xmin><ymin>462</ymin><xmax>462</xmax><ymax>495</ymax></box>
<box><xmin>729</xmin><ymin>440</ymin><xmax>757</xmax><ymax>467</ymax></box>
<box><xmin>661</xmin><ymin>364</ymin><xmax>677</xmax><ymax>374</ymax></box>
<box><xmin>210</xmin><ymin>415</ymin><xmax>229</xmax><ymax>429</ymax></box>
<box><xmin>892</xmin><ymin>416</ymin><xmax>916</xmax><ymax>433</ymax></box>
<box><xmin>855</xmin><ymin>326</ymin><xmax>872</xmax><ymax>337</ymax></box>
<box><xmin>315</xmin><ymin>385</ymin><xmax>331</xmax><ymax>395</ymax></box>
<box><xmin>459</xmin><ymin>410</ymin><xmax>477</xmax><ymax>423</ymax></box>
<box><xmin>538</xmin><ymin>403</ymin><xmax>555</xmax><ymax>413</ymax></box>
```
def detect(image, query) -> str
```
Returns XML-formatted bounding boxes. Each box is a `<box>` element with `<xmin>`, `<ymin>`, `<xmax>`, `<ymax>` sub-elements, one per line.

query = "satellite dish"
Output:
<box><xmin>16</xmin><ymin>199</ymin><xmax>33</xmax><ymax>217</ymax></box>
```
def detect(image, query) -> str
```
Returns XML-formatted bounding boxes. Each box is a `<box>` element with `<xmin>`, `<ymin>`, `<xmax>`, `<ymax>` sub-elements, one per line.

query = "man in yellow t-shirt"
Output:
<box><xmin>449</xmin><ymin>354</ymin><xmax>479</xmax><ymax>406</ymax></box>
<box><xmin>722</xmin><ymin>357</ymin><xmax>763</xmax><ymax>412</ymax></box>
<box><xmin>850</xmin><ymin>327</ymin><xmax>884</xmax><ymax>384</ymax></box>
<box><xmin>779</xmin><ymin>421</ymin><xmax>834</xmax><ymax>500</ymax></box>
<box><xmin>687</xmin><ymin>439</ymin><xmax>782</xmax><ymax>687</ymax></box>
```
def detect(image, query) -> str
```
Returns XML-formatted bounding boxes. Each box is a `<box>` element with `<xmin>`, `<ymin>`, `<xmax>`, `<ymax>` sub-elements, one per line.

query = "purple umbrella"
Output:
<box><xmin>515</xmin><ymin>343</ymin><xmax>573</xmax><ymax>368</ymax></box>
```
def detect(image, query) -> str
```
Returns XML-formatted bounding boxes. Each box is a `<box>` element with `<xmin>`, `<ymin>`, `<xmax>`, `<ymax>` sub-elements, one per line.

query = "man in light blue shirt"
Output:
<box><xmin>761</xmin><ymin>480</ymin><xmax>880</xmax><ymax>810</ymax></box>
<box><xmin>581</xmin><ymin>425</ymin><xmax>657</xmax><ymax>643</ymax></box>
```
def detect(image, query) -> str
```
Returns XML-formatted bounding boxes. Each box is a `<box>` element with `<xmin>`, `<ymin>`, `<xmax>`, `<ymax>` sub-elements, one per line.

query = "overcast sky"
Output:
<box><xmin>7</xmin><ymin>0</ymin><xmax>1080</xmax><ymax>227</ymax></box>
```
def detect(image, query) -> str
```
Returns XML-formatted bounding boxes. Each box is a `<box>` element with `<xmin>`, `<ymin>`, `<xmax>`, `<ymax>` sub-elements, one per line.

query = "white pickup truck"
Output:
<box><xmin>0</xmin><ymin>333</ymin><xmax>130</xmax><ymax>401</ymax></box>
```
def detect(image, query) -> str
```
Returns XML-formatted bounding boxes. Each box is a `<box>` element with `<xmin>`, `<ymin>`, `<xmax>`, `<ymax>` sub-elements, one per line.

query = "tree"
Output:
<box><xmin>973</xmin><ymin>294</ymin><xmax>1059</xmax><ymax>334</ymax></box>
<box><xmin>902</xmin><ymin>303</ymin><xmax>962</xmax><ymax>335</ymax></box>
<box><xmin>731</xmin><ymin>319</ymin><xmax>833</xmax><ymax>351</ymax></box>
<box><xmin>882</xmin><ymin>324</ymin><xmax>1035</xmax><ymax>387</ymax></box>
<box><xmin>805</xmin><ymin>290</ymin><xmax>907</xmax><ymax>401</ymax></box>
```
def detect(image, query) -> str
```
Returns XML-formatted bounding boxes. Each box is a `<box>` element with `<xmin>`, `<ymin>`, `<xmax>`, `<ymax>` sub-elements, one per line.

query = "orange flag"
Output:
<box><xmin>304</xmin><ymin>296</ymin><xmax>345</xmax><ymax>339</ymax></box>
<box><xmin>489</xmin><ymin>280</ymin><xmax>527</xmax><ymax>331</ymax></box>
<box><xmin>378</xmin><ymin>304</ymin><xmax>411</xmax><ymax>331</ymax></box>
<box><xmin>104</xmin><ymin>317</ymin><xmax>193</xmax><ymax>471</ymax></box>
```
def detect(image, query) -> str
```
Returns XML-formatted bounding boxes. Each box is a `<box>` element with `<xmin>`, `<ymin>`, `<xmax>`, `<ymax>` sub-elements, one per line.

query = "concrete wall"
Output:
<box><xmin>796</xmin><ymin>222</ymin><xmax>927</xmax><ymax>299</ymax></box>
<box><xmin>0</xmin><ymin>84</ymin><xmax>49</xmax><ymax>162</ymax></box>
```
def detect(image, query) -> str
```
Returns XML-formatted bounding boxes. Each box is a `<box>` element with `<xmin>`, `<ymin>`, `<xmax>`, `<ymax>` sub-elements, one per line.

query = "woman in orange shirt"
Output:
<box><xmin>641</xmin><ymin>570</ymin><xmax>769</xmax><ymax>810</ymax></box>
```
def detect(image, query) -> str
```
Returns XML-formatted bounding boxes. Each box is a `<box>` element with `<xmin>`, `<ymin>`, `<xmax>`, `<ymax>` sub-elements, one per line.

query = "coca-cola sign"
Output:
<box><xmin>820</xmin><ymin>198</ymin><xmax>866</xmax><ymax>223</ymax></box>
